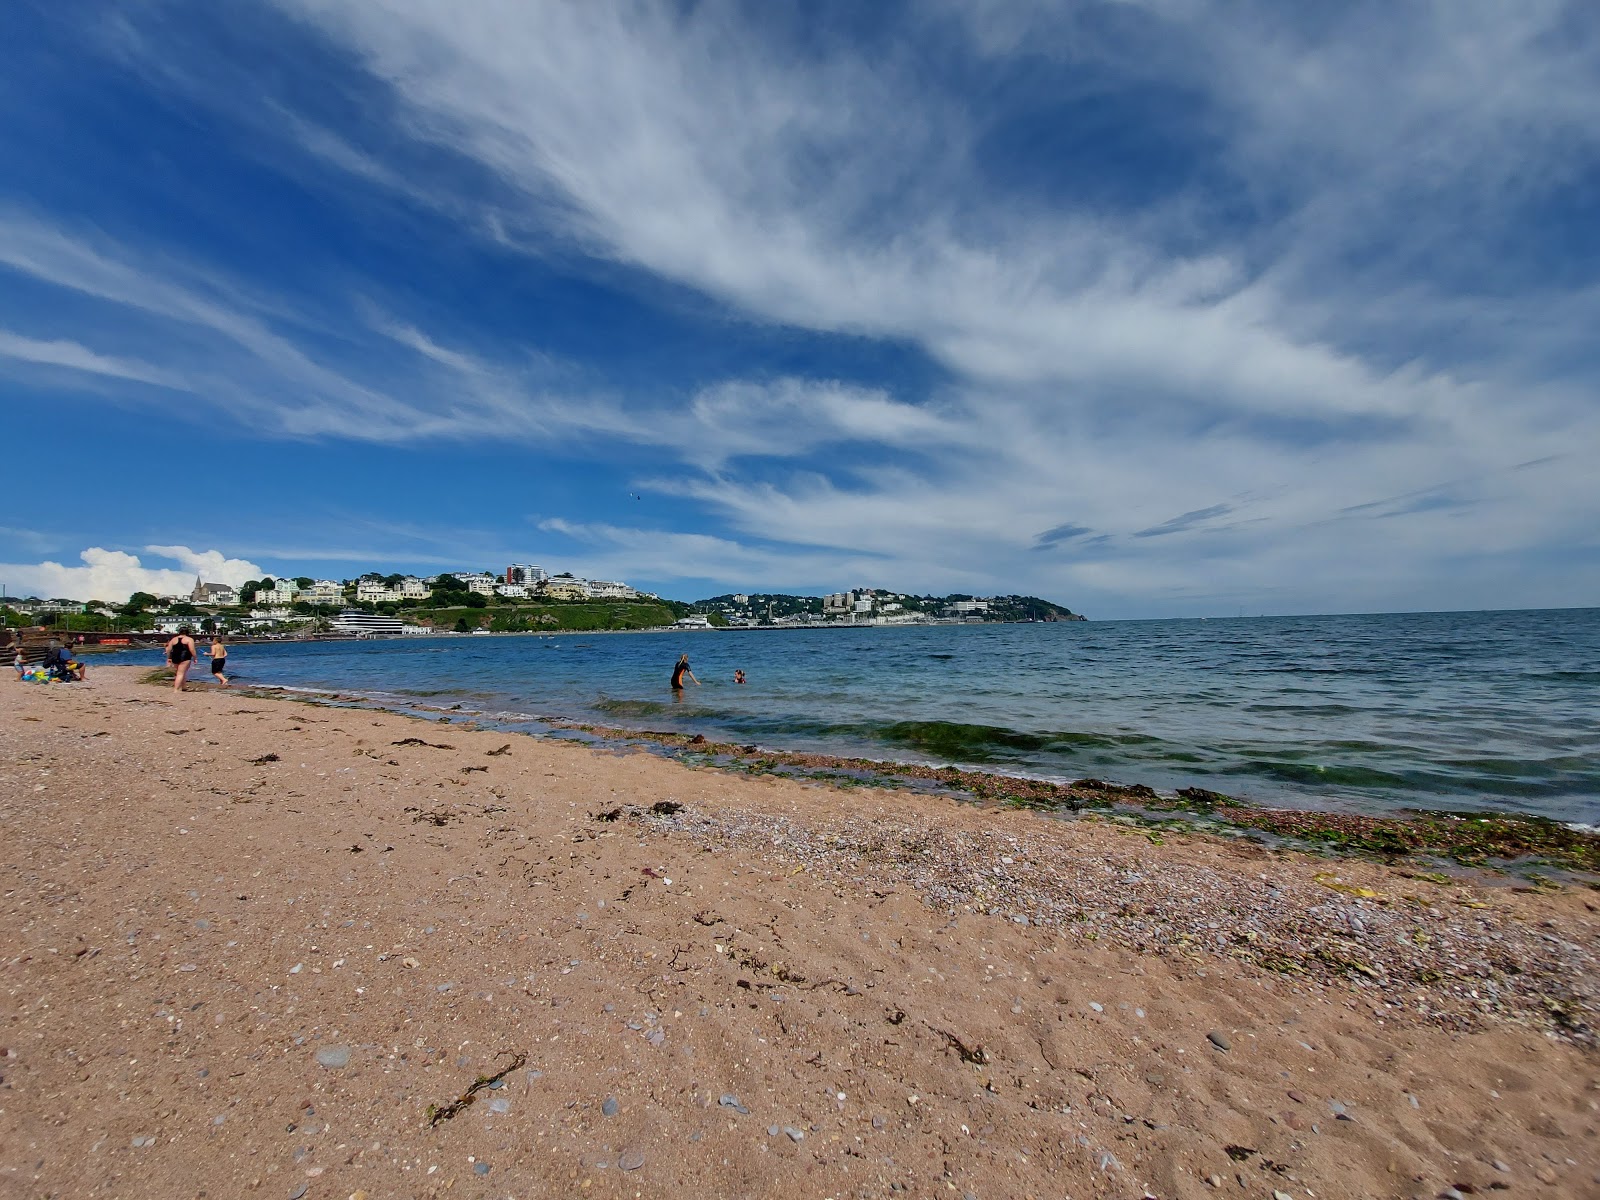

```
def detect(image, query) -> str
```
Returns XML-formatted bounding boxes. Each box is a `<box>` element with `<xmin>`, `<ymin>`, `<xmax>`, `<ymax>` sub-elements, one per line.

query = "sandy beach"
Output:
<box><xmin>3</xmin><ymin>667</ymin><xmax>1596</xmax><ymax>1199</ymax></box>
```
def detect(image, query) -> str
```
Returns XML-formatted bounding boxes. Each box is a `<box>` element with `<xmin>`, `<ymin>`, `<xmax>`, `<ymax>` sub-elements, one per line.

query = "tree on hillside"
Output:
<box><xmin>296</xmin><ymin>576</ymin><xmax>314</xmax><ymax>589</ymax></box>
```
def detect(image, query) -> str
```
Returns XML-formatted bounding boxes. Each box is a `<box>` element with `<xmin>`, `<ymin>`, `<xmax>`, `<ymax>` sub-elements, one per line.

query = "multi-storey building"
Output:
<box><xmin>583</xmin><ymin>580</ymin><xmax>636</xmax><ymax>600</ymax></box>
<box><xmin>355</xmin><ymin>579</ymin><xmax>400</xmax><ymax>604</ymax></box>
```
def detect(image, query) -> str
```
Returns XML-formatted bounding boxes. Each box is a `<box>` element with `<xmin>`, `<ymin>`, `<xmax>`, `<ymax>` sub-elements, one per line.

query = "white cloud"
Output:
<box><xmin>535</xmin><ymin>518</ymin><xmax>892</xmax><ymax>591</ymax></box>
<box><xmin>0</xmin><ymin>546</ymin><xmax>264</xmax><ymax>605</ymax></box>
<box><xmin>8</xmin><ymin>3</ymin><xmax>1597</xmax><ymax>614</ymax></box>
<box><xmin>0</xmin><ymin>328</ymin><xmax>187</xmax><ymax>389</ymax></box>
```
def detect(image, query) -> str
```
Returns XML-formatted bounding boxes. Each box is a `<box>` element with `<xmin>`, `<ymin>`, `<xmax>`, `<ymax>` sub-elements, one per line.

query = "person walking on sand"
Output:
<box><xmin>207</xmin><ymin>634</ymin><xmax>230</xmax><ymax>687</ymax></box>
<box><xmin>165</xmin><ymin>626</ymin><xmax>198</xmax><ymax>692</ymax></box>
<box><xmin>670</xmin><ymin>653</ymin><xmax>700</xmax><ymax>693</ymax></box>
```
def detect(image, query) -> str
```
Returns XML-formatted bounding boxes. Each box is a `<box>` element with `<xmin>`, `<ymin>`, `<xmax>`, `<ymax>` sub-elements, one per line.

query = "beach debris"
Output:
<box><xmin>593</xmin><ymin>807</ymin><xmax>624</xmax><ymax>822</ymax></box>
<box><xmin>486</xmin><ymin>743</ymin><xmax>512</xmax><ymax>756</ymax></box>
<box><xmin>459</xmin><ymin>764</ymin><xmax>487</xmax><ymax>774</ymax></box>
<box><xmin>1073</xmin><ymin>777</ymin><xmax>1159</xmax><ymax>800</ymax></box>
<box><xmin>391</xmin><ymin>737</ymin><xmax>455</xmax><ymax>749</ymax></box>
<box><xmin>314</xmin><ymin>1045</ymin><xmax>351</xmax><ymax>1069</ymax></box>
<box><xmin>408</xmin><ymin>807</ymin><xmax>459</xmax><ymax>826</ymax></box>
<box><xmin>1224</xmin><ymin>1145</ymin><xmax>1256</xmax><ymax>1161</ymax></box>
<box><xmin>718</xmin><ymin>1093</ymin><xmax>749</xmax><ymax>1114</ymax></box>
<box><xmin>1313</xmin><ymin>872</ymin><xmax>1387</xmax><ymax>901</ymax></box>
<box><xmin>425</xmin><ymin>1051</ymin><xmax>526</xmax><ymax>1127</ymax></box>
<box><xmin>651</xmin><ymin>800</ymin><xmax>684</xmax><ymax>815</ymax></box>
<box><xmin>1207</xmin><ymin>1031</ymin><xmax>1232</xmax><ymax>1051</ymax></box>
<box><xmin>689</xmin><ymin>734</ymin><xmax>707</xmax><ymax>744</ymax></box>
<box><xmin>932</xmin><ymin>1026</ymin><xmax>989</xmax><ymax>1064</ymax></box>
<box><xmin>1176</xmin><ymin>786</ymin><xmax>1234</xmax><ymax>806</ymax></box>
<box><xmin>247</xmin><ymin>753</ymin><xmax>280</xmax><ymax>765</ymax></box>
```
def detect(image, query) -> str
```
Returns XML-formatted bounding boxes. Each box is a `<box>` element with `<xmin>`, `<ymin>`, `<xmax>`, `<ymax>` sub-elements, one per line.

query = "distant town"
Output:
<box><xmin>2</xmin><ymin>563</ymin><xmax>1084</xmax><ymax>638</ymax></box>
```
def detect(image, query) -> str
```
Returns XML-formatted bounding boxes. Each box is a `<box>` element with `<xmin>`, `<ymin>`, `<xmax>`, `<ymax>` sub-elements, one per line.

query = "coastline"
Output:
<box><xmin>3</xmin><ymin>666</ymin><xmax>1596</xmax><ymax>1197</ymax></box>
<box><xmin>204</xmin><ymin>672</ymin><xmax>1600</xmax><ymax>876</ymax></box>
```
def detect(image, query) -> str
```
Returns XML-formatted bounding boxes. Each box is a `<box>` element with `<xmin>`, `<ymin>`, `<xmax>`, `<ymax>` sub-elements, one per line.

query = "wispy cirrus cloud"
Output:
<box><xmin>0</xmin><ymin>328</ymin><xmax>187</xmax><ymax>388</ymax></box>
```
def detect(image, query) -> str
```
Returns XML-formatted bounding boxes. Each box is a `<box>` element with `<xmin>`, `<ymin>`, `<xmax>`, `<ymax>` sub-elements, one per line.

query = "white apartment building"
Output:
<box><xmin>457</xmin><ymin>573</ymin><xmax>498</xmax><ymax>595</ymax></box>
<box><xmin>355</xmin><ymin>579</ymin><xmax>401</xmax><ymax>604</ymax></box>
<box><xmin>495</xmin><ymin>583</ymin><xmax>529</xmax><ymax>599</ymax></box>
<box><xmin>261</xmin><ymin>579</ymin><xmax>299</xmax><ymax>603</ymax></box>
<box><xmin>583</xmin><ymin>580</ymin><xmax>635</xmax><ymax>600</ymax></box>
<box><xmin>505</xmin><ymin>564</ymin><xmax>547</xmax><ymax>585</ymax></box>
<box><xmin>398</xmin><ymin>577</ymin><xmax>431</xmax><ymax>599</ymax></box>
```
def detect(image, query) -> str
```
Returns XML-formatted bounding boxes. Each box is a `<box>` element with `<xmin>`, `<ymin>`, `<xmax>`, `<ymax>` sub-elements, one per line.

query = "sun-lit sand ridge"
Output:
<box><xmin>2</xmin><ymin>666</ymin><xmax>1596</xmax><ymax>1198</ymax></box>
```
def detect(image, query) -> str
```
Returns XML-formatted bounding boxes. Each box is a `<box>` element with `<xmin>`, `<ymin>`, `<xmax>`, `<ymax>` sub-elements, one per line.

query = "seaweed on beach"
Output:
<box><xmin>1211</xmin><ymin>805</ymin><xmax>1600</xmax><ymax>873</ymax></box>
<box><xmin>554</xmin><ymin>721</ymin><xmax>1600</xmax><ymax>874</ymax></box>
<box><xmin>425</xmin><ymin>1052</ymin><xmax>526</xmax><ymax>1127</ymax></box>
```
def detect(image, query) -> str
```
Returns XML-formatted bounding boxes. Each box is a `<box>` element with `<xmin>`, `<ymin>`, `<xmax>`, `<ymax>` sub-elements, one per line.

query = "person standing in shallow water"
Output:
<box><xmin>165</xmin><ymin>626</ymin><xmax>198</xmax><ymax>692</ymax></box>
<box><xmin>208</xmin><ymin>635</ymin><xmax>230</xmax><ymax>687</ymax></box>
<box><xmin>670</xmin><ymin>653</ymin><xmax>700</xmax><ymax>695</ymax></box>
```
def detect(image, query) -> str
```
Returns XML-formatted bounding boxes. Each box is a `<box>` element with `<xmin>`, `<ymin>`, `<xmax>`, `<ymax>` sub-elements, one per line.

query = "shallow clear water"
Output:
<box><xmin>149</xmin><ymin>608</ymin><xmax>1600</xmax><ymax>822</ymax></box>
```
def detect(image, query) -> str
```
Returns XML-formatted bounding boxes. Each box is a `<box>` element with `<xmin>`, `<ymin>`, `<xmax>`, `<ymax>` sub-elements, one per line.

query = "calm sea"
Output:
<box><xmin>146</xmin><ymin>608</ymin><xmax>1600</xmax><ymax>824</ymax></box>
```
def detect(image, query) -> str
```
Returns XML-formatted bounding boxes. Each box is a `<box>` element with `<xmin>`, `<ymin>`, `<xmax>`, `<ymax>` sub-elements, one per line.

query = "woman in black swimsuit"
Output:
<box><xmin>670</xmin><ymin>653</ymin><xmax>700</xmax><ymax>692</ymax></box>
<box><xmin>165</xmin><ymin>626</ymin><xmax>198</xmax><ymax>693</ymax></box>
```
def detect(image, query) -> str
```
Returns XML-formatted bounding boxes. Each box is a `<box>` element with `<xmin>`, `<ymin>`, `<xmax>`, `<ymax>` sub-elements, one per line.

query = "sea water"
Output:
<box><xmin>160</xmin><ymin>608</ymin><xmax>1599</xmax><ymax>823</ymax></box>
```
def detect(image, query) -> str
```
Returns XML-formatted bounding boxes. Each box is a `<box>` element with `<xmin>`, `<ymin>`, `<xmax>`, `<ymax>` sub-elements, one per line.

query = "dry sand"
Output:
<box><xmin>3</xmin><ymin>666</ymin><xmax>1596</xmax><ymax>1199</ymax></box>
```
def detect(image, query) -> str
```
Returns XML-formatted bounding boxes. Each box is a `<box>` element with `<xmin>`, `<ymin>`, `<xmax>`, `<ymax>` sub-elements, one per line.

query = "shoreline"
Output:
<box><xmin>5</xmin><ymin>666</ymin><xmax>1596</xmax><ymax>1197</ymax></box>
<box><xmin>222</xmin><ymin>674</ymin><xmax>1600</xmax><ymax>877</ymax></box>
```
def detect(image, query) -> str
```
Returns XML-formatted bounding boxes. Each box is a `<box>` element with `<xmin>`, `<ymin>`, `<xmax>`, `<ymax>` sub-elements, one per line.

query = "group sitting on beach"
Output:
<box><xmin>12</xmin><ymin>636</ymin><xmax>87</xmax><ymax>683</ymax></box>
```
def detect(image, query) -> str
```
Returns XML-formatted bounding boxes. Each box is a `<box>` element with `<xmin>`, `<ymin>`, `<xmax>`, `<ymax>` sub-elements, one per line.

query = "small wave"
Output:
<box><xmin>594</xmin><ymin>697</ymin><xmax>672</xmax><ymax>717</ymax></box>
<box><xmin>1242</xmin><ymin>703</ymin><xmax>1363</xmax><ymax>716</ymax></box>
<box><xmin>1239</xmin><ymin>760</ymin><xmax>1418</xmax><ymax>790</ymax></box>
<box><xmin>875</xmin><ymin>720</ymin><xmax>1053</xmax><ymax>759</ymax></box>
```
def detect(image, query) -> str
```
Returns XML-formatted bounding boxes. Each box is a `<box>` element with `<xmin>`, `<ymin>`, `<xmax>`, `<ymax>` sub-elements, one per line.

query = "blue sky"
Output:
<box><xmin>2</xmin><ymin>0</ymin><xmax>1597</xmax><ymax>617</ymax></box>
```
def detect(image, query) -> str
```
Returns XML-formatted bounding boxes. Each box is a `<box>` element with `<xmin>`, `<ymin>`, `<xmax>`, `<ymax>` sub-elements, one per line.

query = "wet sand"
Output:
<box><xmin>2</xmin><ymin>666</ymin><xmax>1596</xmax><ymax>1198</ymax></box>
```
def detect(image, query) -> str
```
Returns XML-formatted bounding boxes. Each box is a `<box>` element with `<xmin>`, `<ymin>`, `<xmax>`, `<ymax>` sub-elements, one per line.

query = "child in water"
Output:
<box><xmin>734</xmin><ymin>669</ymin><xmax>746</xmax><ymax>684</ymax></box>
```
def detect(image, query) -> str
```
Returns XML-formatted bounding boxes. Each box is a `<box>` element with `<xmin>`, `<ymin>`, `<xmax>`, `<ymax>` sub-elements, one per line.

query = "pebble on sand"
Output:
<box><xmin>1207</xmin><ymin>1031</ymin><xmax>1231</xmax><ymax>1051</ymax></box>
<box><xmin>314</xmin><ymin>1045</ymin><xmax>351</xmax><ymax>1068</ymax></box>
<box><xmin>619</xmin><ymin>1149</ymin><xmax>645</xmax><ymax>1171</ymax></box>
<box><xmin>602</xmin><ymin>1097</ymin><xmax>620</xmax><ymax>1117</ymax></box>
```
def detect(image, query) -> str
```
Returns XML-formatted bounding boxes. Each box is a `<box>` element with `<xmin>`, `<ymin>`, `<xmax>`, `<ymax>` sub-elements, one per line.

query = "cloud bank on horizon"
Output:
<box><xmin>1</xmin><ymin>0</ymin><xmax>1596</xmax><ymax>615</ymax></box>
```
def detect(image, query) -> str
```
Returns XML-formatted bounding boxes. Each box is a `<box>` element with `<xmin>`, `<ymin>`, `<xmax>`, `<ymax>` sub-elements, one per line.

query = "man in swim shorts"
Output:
<box><xmin>208</xmin><ymin>635</ymin><xmax>230</xmax><ymax>686</ymax></box>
